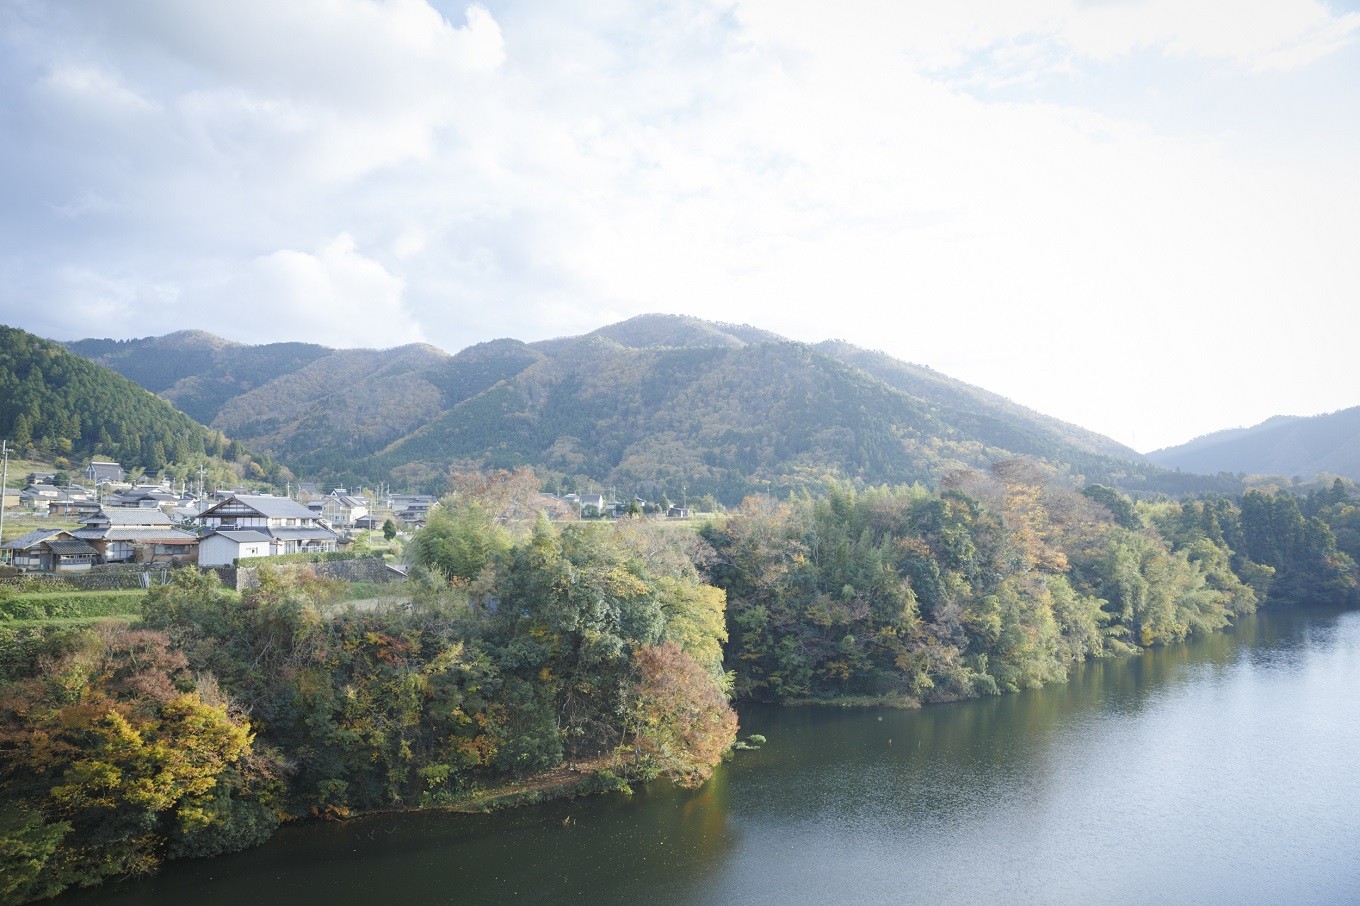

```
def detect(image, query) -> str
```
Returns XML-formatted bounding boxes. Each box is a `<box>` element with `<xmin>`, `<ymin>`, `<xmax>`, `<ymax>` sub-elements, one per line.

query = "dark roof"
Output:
<box><xmin>2</xmin><ymin>529</ymin><xmax>70</xmax><ymax>551</ymax></box>
<box><xmin>84</xmin><ymin>507</ymin><xmax>174</xmax><ymax>527</ymax></box>
<box><xmin>85</xmin><ymin>462</ymin><xmax>125</xmax><ymax>480</ymax></box>
<box><xmin>46</xmin><ymin>539</ymin><xmax>99</xmax><ymax>556</ymax></box>
<box><xmin>202</xmin><ymin>494</ymin><xmax>318</xmax><ymax>520</ymax></box>
<box><xmin>207</xmin><ymin>530</ymin><xmax>273</xmax><ymax>544</ymax></box>
<box><xmin>75</xmin><ymin>527</ymin><xmax>199</xmax><ymax>543</ymax></box>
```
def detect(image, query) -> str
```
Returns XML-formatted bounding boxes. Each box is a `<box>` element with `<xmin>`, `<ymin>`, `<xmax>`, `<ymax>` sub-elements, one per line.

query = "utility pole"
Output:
<box><xmin>0</xmin><ymin>440</ymin><xmax>10</xmax><ymax>549</ymax></box>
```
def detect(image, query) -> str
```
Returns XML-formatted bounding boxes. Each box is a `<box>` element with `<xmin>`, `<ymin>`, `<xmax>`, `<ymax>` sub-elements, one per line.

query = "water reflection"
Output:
<box><xmin>64</xmin><ymin>607</ymin><xmax>1360</xmax><ymax>906</ymax></box>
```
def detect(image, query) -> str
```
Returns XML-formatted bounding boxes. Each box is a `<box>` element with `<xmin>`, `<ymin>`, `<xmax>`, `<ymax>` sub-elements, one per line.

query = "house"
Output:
<box><xmin>319</xmin><ymin>489</ymin><xmax>369</xmax><ymax>527</ymax></box>
<box><xmin>72</xmin><ymin>507</ymin><xmax>199</xmax><ymax>565</ymax></box>
<box><xmin>23</xmin><ymin>483</ymin><xmax>97</xmax><ymax>516</ymax></box>
<box><xmin>196</xmin><ymin>494</ymin><xmax>338</xmax><ymax>566</ymax></box>
<box><xmin>19</xmin><ymin>483</ymin><xmax>62</xmax><ymax>510</ymax></box>
<box><xmin>1</xmin><ymin>529</ymin><xmax>99</xmax><ymax>573</ymax></box>
<box><xmin>49</xmin><ymin>491</ymin><xmax>101</xmax><ymax>519</ymax></box>
<box><xmin>667</xmin><ymin>506</ymin><xmax>693</xmax><ymax>519</ymax></box>
<box><xmin>84</xmin><ymin>461</ymin><xmax>126</xmax><ymax>485</ymax></box>
<box><xmin>198</xmin><ymin>530</ymin><xmax>274</xmax><ymax>566</ymax></box>
<box><xmin>112</xmin><ymin>485</ymin><xmax>181</xmax><ymax>512</ymax></box>
<box><xmin>389</xmin><ymin>494</ymin><xmax>437</xmax><ymax>527</ymax></box>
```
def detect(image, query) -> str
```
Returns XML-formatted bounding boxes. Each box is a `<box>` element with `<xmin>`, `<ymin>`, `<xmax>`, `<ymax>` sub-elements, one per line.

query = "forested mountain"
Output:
<box><xmin>1148</xmin><ymin>407</ymin><xmax>1360</xmax><ymax>482</ymax></box>
<box><xmin>65</xmin><ymin>331</ymin><xmax>332</xmax><ymax>425</ymax></box>
<box><xmin>63</xmin><ymin>315</ymin><xmax>1234</xmax><ymax>500</ymax></box>
<box><xmin>0</xmin><ymin>325</ymin><xmax>231</xmax><ymax>474</ymax></box>
<box><xmin>370</xmin><ymin>317</ymin><xmax>1228</xmax><ymax>499</ymax></box>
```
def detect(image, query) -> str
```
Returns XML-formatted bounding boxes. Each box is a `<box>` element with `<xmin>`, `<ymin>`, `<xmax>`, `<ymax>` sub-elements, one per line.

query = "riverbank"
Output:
<box><xmin>63</xmin><ymin>607</ymin><xmax>1360</xmax><ymax>906</ymax></box>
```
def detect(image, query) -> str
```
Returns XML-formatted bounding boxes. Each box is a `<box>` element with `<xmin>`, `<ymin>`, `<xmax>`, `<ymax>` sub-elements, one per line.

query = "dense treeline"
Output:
<box><xmin>0</xmin><ymin>504</ymin><xmax>734</xmax><ymax>903</ymax></box>
<box><xmin>0</xmin><ymin>326</ymin><xmax>217</xmax><ymax>471</ymax></box>
<box><xmin>703</xmin><ymin>467</ymin><xmax>1356</xmax><ymax>702</ymax></box>
<box><xmin>1</xmin><ymin>325</ymin><xmax>285</xmax><ymax>484</ymax></box>
<box><xmin>1</xmin><ymin>467</ymin><xmax>1355</xmax><ymax>902</ymax></box>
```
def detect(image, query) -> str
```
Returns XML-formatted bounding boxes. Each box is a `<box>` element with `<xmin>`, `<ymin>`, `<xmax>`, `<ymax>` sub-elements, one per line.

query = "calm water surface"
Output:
<box><xmin>71</xmin><ymin>607</ymin><xmax>1360</xmax><ymax>905</ymax></box>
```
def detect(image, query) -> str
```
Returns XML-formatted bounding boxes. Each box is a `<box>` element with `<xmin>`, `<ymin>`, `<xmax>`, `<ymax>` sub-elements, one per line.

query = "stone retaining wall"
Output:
<box><xmin>213</xmin><ymin>556</ymin><xmax>397</xmax><ymax>591</ymax></box>
<box><xmin>0</xmin><ymin>567</ymin><xmax>170</xmax><ymax>591</ymax></box>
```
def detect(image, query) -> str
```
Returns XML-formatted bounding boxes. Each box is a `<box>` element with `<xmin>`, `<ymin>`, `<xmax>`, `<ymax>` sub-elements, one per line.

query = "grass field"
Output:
<box><xmin>0</xmin><ymin>589</ymin><xmax>145</xmax><ymax>622</ymax></box>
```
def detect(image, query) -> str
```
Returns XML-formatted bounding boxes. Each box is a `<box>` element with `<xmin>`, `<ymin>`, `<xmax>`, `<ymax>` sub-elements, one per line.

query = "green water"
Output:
<box><xmin>70</xmin><ymin>607</ymin><xmax>1360</xmax><ymax>905</ymax></box>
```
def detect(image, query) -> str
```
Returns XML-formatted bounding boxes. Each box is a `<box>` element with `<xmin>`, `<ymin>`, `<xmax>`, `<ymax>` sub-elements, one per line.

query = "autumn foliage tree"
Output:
<box><xmin>622</xmin><ymin>643</ymin><xmax>738</xmax><ymax>788</ymax></box>
<box><xmin>0</xmin><ymin>626</ymin><xmax>279</xmax><ymax>904</ymax></box>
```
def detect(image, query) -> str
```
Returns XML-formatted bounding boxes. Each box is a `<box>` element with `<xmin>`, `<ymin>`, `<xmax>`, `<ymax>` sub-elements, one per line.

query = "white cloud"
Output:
<box><xmin>2</xmin><ymin>0</ymin><xmax>1358</xmax><ymax>451</ymax></box>
<box><xmin>231</xmin><ymin>234</ymin><xmax>424</xmax><ymax>348</ymax></box>
<box><xmin>37</xmin><ymin>65</ymin><xmax>158</xmax><ymax>115</ymax></box>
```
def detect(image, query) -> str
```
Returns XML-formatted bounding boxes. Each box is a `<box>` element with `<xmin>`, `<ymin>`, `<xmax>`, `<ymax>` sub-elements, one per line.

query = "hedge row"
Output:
<box><xmin>0</xmin><ymin>589</ymin><xmax>145</xmax><ymax>622</ymax></box>
<box><xmin>237</xmin><ymin>550</ymin><xmax>383</xmax><ymax>566</ymax></box>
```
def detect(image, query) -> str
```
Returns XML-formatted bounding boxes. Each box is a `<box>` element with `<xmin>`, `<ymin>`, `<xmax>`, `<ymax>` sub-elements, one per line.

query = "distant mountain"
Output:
<box><xmin>375</xmin><ymin>321</ymin><xmax>1217</xmax><ymax>500</ymax></box>
<box><xmin>63</xmin><ymin>314</ymin><xmax>1234</xmax><ymax>500</ymax></box>
<box><xmin>1148</xmin><ymin>407</ymin><xmax>1360</xmax><ymax>481</ymax></box>
<box><xmin>1</xmin><ymin>325</ymin><xmax>227</xmax><ymax>472</ymax></box>
<box><xmin>66</xmin><ymin>331</ymin><xmax>332</xmax><ymax>425</ymax></box>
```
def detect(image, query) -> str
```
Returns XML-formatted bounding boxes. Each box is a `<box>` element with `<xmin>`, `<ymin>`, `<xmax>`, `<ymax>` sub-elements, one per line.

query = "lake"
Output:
<box><xmin>69</xmin><ymin>606</ymin><xmax>1360</xmax><ymax>905</ymax></box>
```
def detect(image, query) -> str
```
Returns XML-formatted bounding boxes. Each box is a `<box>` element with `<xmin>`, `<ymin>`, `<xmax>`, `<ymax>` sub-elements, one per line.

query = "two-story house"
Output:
<box><xmin>73</xmin><ymin>507</ymin><xmax>200</xmax><ymax>565</ymax></box>
<box><xmin>197</xmin><ymin>494</ymin><xmax>338</xmax><ymax>566</ymax></box>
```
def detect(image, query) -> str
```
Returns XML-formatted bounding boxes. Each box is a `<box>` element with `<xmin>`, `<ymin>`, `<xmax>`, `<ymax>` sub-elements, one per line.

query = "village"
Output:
<box><xmin>0</xmin><ymin>458</ymin><xmax>692</xmax><ymax>577</ymax></box>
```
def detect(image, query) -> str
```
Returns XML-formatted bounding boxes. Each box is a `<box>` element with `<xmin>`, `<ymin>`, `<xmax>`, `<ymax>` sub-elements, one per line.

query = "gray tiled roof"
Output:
<box><xmin>203</xmin><ymin>495</ymin><xmax>318</xmax><ymax>520</ymax></box>
<box><xmin>208</xmin><ymin>530</ymin><xmax>273</xmax><ymax>543</ymax></box>
<box><xmin>46</xmin><ymin>539</ymin><xmax>99</xmax><ymax>556</ymax></box>
<box><xmin>75</xmin><ymin>527</ymin><xmax>198</xmax><ymax>543</ymax></box>
<box><xmin>85</xmin><ymin>507</ymin><xmax>174</xmax><ymax>526</ymax></box>
<box><xmin>2</xmin><ymin>529</ymin><xmax>68</xmax><ymax>550</ymax></box>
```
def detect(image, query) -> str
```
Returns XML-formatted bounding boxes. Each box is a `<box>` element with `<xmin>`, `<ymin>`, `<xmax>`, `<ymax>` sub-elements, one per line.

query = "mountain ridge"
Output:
<box><xmin>61</xmin><ymin>314</ymin><xmax>1239</xmax><ymax>499</ymax></box>
<box><xmin>1149</xmin><ymin>407</ymin><xmax>1360</xmax><ymax>481</ymax></box>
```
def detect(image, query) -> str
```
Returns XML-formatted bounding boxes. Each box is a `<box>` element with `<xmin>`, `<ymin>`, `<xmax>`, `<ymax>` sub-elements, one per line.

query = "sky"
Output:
<box><xmin>1</xmin><ymin>0</ymin><xmax>1358</xmax><ymax>453</ymax></box>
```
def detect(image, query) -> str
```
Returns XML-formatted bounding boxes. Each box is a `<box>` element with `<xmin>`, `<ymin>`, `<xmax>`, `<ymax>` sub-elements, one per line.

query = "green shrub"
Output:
<box><xmin>237</xmin><ymin>550</ymin><xmax>380</xmax><ymax>566</ymax></box>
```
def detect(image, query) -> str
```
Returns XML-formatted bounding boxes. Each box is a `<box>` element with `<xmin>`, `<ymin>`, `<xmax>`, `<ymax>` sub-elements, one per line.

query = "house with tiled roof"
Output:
<box><xmin>73</xmin><ymin>507</ymin><xmax>199</xmax><ymax>565</ymax></box>
<box><xmin>1</xmin><ymin>529</ymin><xmax>99</xmax><ymax>573</ymax></box>
<box><xmin>318</xmin><ymin>489</ymin><xmax>369</xmax><ymax>527</ymax></box>
<box><xmin>84</xmin><ymin>461</ymin><xmax>126</xmax><ymax>485</ymax></box>
<box><xmin>196</xmin><ymin>494</ymin><xmax>338</xmax><ymax>566</ymax></box>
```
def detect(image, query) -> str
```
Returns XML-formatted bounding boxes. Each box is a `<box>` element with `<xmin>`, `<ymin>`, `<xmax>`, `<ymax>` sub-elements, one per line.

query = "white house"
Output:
<box><xmin>319</xmin><ymin>489</ymin><xmax>369</xmax><ymax>527</ymax></box>
<box><xmin>199</xmin><ymin>530</ymin><xmax>274</xmax><ymax>567</ymax></box>
<box><xmin>196</xmin><ymin>494</ymin><xmax>338</xmax><ymax>566</ymax></box>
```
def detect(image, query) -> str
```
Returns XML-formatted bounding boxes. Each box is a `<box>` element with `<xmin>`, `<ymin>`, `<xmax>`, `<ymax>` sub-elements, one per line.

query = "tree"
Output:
<box><xmin>382</xmin><ymin>518</ymin><xmax>398</xmax><ymax>541</ymax></box>
<box><xmin>622</xmin><ymin>643</ymin><xmax>737</xmax><ymax>787</ymax></box>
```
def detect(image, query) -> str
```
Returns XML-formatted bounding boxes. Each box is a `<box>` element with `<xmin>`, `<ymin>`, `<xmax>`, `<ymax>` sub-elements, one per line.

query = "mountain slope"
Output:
<box><xmin>67</xmin><ymin>331</ymin><xmax>331</xmax><ymax>424</ymax></box>
<box><xmin>1</xmin><ymin>324</ymin><xmax>225</xmax><ymax>472</ymax></box>
<box><xmin>1148</xmin><ymin>407</ymin><xmax>1360</xmax><ymax>481</ymax></box>
<box><xmin>62</xmin><ymin>314</ymin><xmax>1234</xmax><ymax>499</ymax></box>
<box><xmin>372</xmin><ymin>322</ymin><xmax>1218</xmax><ymax>500</ymax></box>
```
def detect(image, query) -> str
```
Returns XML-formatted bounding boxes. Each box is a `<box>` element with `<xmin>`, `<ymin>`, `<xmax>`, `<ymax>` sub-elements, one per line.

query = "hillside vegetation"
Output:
<box><xmin>63</xmin><ymin>315</ymin><xmax>1236</xmax><ymax>501</ymax></box>
<box><xmin>1</xmin><ymin>326</ymin><xmax>231</xmax><ymax>476</ymax></box>
<box><xmin>2</xmin><ymin>465</ymin><xmax>1354</xmax><ymax>902</ymax></box>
